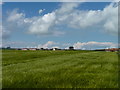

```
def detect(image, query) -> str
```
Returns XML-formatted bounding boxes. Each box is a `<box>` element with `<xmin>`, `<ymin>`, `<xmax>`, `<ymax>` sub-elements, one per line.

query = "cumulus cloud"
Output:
<box><xmin>55</xmin><ymin>2</ymin><xmax>118</xmax><ymax>35</ymax></box>
<box><xmin>3</xmin><ymin>2</ymin><xmax>118</xmax><ymax>39</ymax></box>
<box><xmin>7</xmin><ymin>9</ymin><xmax>25</xmax><ymax>22</ymax></box>
<box><xmin>2</xmin><ymin>40</ymin><xmax>117</xmax><ymax>49</ymax></box>
<box><xmin>38</xmin><ymin>41</ymin><xmax>58</xmax><ymax>49</ymax></box>
<box><xmin>3</xmin><ymin>9</ymin><xmax>28</xmax><ymax>40</ymax></box>
<box><xmin>73</xmin><ymin>41</ymin><xmax>117</xmax><ymax>50</ymax></box>
<box><xmin>4</xmin><ymin>9</ymin><xmax>64</xmax><ymax>37</ymax></box>
<box><xmin>103</xmin><ymin>3</ymin><xmax>118</xmax><ymax>35</ymax></box>
<box><xmin>28</xmin><ymin>12</ymin><xmax>56</xmax><ymax>35</ymax></box>
<box><xmin>37</xmin><ymin>41</ymin><xmax>117</xmax><ymax>50</ymax></box>
<box><xmin>57</xmin><ymin>2</ymin><xmax>80</xmax><ymax>14</ymax></box>
<box><xmin>38</xmin><ymin>9</ymin><xmax>45</xmax><ymax>14</ymax></box>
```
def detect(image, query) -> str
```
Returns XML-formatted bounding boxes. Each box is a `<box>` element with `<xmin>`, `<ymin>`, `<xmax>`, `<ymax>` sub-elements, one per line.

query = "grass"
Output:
<box><xmin>2</xmin><ymin>50</ymin><xmax>119</xmax><ymax>88</ymax></box>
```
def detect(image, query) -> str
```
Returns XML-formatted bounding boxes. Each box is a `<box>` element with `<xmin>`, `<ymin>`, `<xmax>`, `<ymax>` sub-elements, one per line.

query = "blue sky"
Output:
<box><xmin>2</xmin><ymin>2</ymin><xmax>118</xmax><ymax>49</ymax></box>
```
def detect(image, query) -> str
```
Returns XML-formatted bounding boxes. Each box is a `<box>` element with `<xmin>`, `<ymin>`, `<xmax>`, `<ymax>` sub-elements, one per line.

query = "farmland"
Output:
<box><xmin>2</xmin><ymin>50</ymin><xmax>119</xmax><ymax>88</ymax></box>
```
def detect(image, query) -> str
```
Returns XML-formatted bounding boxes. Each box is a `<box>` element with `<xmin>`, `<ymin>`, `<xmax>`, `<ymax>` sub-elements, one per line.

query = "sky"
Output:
<box><xmin>1</xmin><ymin>2</ymin><xmax>118</xmax><ymax>50</ymax></box>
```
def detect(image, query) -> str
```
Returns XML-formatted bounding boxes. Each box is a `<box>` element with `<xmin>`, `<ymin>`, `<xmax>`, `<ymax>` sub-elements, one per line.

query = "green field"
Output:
<box><xmin>2</xmin><ymin>50</ymin><xmax>119</xmax><ymax>88</ymax></box>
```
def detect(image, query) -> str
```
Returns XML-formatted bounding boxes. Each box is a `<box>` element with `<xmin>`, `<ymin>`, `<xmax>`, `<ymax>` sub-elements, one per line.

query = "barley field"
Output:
<box><xmin>2</xmin><ymin>50</ymin><xmax>119</xmax><ymax>88</ymax></box>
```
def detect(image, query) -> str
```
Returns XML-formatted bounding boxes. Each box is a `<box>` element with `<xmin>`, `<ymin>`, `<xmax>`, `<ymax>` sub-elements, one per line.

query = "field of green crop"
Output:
<box><xmin>2</xmin><ymin>50</ymin><xmax>119</xmax><ymax>88</ymax></box>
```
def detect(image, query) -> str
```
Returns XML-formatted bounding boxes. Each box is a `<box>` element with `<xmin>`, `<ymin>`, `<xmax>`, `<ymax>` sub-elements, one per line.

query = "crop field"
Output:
<box><xmin>2</xmin><ymin>50</ymin><xmax>119</xmax><ymax>88</ymax></box>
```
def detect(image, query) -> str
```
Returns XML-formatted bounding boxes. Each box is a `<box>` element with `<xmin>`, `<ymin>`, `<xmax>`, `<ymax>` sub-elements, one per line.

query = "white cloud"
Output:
<box><xmin>38</xmin><ymin>41</ymin><xmax>58</xmax><ymax>49</ymax></box>
<box><xmin>37</xmin><ymin>41</ymin><xmax>117</xmax><ymax>50</ymax></box>
<box><xmin>73</xmin><ymin>41</ymin><xmax>117</xmax><ymax>50</ymax></box>
<box><xmin>3</xmin><ymin>2</ymin><xmax>118</xmax><ymax>39</ymax></box>
<box><xmin>2</xmin><ymin>40</ymin><xmax>118</xmax><ymax>50</ymax></box>
<box><xmin>103</xmin><ymin>3</ymin><xmax>118</xmax><ymax>35</ymax></box>
<box><xmin>7</xmin><ymin>9</ymin><xmax>25</xmax><ymax>22</ymax></box>
<box><xmin>38</xmin><ymin>9</ymin><xmax>45</xmax><ymax>14</ymax></box>
<box><xmin>52</xmin><ymin>46</ymin><xmax>60</xmax><ymax>49</ymax></box>
<box><xmin>4</xmin><ymin>9</ymin><xmax>64</xmax><ymax>37</ymax></box>
<box><xmin>28</xmin><ymin>12</ymin><xmax>56</xmax><ymax>35</ymax></box>
<box><xmin>55</xmin><ymin>2</ymin><xmax>118</xmax><ymax>35</ymax></box>
<box><xmin>57</xmin><ymin>2</ymin><xmax>80</xmax><ymax>14</ymax></box>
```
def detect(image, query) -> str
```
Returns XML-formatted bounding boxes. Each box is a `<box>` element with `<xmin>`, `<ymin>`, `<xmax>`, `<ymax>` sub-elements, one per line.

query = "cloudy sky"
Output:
<box><xmin>2</xmin><ymin>2</ymin><xmax>118</xmax><ymax>49</ymax></box>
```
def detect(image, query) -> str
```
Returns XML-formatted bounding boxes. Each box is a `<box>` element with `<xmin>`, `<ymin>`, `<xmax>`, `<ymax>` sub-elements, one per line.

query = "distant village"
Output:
<box><xmin>1</xmin><ymin>46</ymin><xmax>120</xmax><ymax>52</ymax></box>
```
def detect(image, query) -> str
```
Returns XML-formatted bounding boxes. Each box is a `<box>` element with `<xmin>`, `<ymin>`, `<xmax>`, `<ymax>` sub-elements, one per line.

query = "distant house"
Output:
<box><xmin>21</xmin><ymin>48</ymin><xmax>28</xmax><ymax>50</ymax></box>
<box><xmin>29</xmin><ymin>48</ymin><xmax>37</xmax><ymax>50</ymax></box>
<box><xmin>40</xmin><ymin>48</ymin><xmax>44</xmax><ymax>50</ymax></box>
<box><xmin>52</xmin><ymin>48</ymin><xmax>59</xmax><ymax>51</ymax></box>
<box><xmin>105</xmin><ymin>48</ymin><xmax>119</xmax><ymax>52</ymax></box>
<box><xmin>69</xmin><ymin>46</ymin><xmax>74</xmax><ymax>50</ymax></box>
<box><xmin>16</xmin><ymin>48</ymin><xmax>21</xmax><ymax>50</ymax></box>
<box><xmin>94</xmin><ymin>49</ymin><xmax>105</xmax><ymax>51</ymax></box>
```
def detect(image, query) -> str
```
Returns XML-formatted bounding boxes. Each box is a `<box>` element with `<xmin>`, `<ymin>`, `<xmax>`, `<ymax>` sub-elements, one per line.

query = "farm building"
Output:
<box><xmin>28</xmin><ymin>48</ymin><xmax>37</xmax><ymax>50</ymax></box>
<box><xmin>52</xmin><ymin>48</ymin><xmax>59</xmax><ymax>51</ymax></box>
<box><xmin>105</xmin><ymin>48</ymin><xmax>119</xmax><ymax>52</ymax></box>
<box><xmin>69</xmin><ymin>46</ymin><xmax>74</xmax><ymax>50</ymax></box>
<box><xmin>40</xmin><ymin>48</ymin><xmax>44</xmax><ymax>50</ymax></box>
<box><xmin>94</xmin><ymin>49</ymin><xmax>105</xmax><ymax>51</ymax></box>
<box><xmin>21</xmin><ymin>48</ymin><xmax>28</xmax><ymax>50</ymax></box>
